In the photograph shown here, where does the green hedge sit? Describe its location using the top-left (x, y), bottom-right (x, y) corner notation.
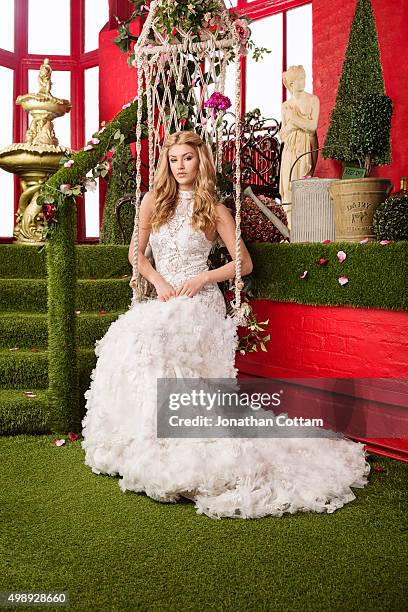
top-left (249, 241), bottom-right (408, 310)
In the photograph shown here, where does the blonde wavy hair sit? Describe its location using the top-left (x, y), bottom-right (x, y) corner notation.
top-left (150, 131), bottom-right (219, 233)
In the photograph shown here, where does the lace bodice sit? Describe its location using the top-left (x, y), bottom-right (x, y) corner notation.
top-left (149, 190), bottom-right (226, 315)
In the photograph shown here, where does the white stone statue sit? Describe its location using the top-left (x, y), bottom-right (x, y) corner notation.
top-left (279, 65), bottom-right (320, 224)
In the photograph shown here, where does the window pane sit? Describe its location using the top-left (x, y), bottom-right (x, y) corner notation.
top-left (0, 0), bottom-right (14, 52)
top-left (246, 15), bottom-right (283, 120)
top-left (84, 67), bottom-right (100, 237)
top-left (84, 174), bottom-right (100, 238)
top-left (287, 3), bottom-right (313, 92)
top-left (28, 69), bottom-right (71, 147)
top-left (85, 0), bottom-right (109, 53)
top-left (0, 67), bottom-right (15, 236)
top-left (28, 0), bottom-right (70, 55)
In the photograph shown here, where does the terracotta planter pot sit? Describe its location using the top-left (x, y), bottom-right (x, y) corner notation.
top-left (329, 178), bottom-right (393, 242)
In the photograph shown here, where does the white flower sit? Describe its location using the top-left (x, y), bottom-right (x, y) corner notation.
top-left (84, 177), bottom-right (97, 192)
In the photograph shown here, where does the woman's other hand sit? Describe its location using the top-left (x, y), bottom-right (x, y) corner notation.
top-left (155, 279), bottom-right (176, 302)
top-left (175, 272), bottom-right (208, 298)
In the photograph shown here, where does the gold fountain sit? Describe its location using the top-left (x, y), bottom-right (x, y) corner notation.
top-left (0, 59), bottom-right (72, 243)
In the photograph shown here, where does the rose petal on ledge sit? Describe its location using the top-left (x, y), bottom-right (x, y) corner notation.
top-left (338, 276), bottom-right (349, 286)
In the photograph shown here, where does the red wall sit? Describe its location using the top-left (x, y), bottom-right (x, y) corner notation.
top-left (313, 0), bottom-right (408, 190)
top-left (236, 301), bottom-right (408, 379)
top-left (236, 300), bottom-right (408, 461)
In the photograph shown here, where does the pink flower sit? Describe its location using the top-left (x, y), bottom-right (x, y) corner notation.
top-left (337, 250), bottom-right (347, 263)
top-left (84, 144), bottom-right (93, 151)
top-left (54, 439), bottom-right (66, 446)
top-left (64, 159), bottom-right (75, 168)
top-left (338, 276), bottom-right (349, 286)
top-left (42, 203), bottom-right (55, 222)
top-left (204, 91), bottom-right (231, 112)
top-left (234, 19), bottom-right (250, 45)
top-left (24, 391), bottom-right (37, 398)
top-left (89, 137), bottom-right (100, 145)
top-left (299, 270), bottom-right (308, 280)
top-left (360, 237), bottom-right (369, 244)
top-left (59, 184), bottom-right (71, 194)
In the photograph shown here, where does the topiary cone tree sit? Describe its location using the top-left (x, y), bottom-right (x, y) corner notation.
top-left (322, 0), bottom-right (393, 175)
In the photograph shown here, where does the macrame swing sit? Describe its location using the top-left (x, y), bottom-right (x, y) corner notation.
top-left (129, 0), bottom-right (249, 325)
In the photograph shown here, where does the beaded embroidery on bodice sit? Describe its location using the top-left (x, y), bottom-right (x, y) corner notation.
top-left (149, 190), bottom-right (227, 316)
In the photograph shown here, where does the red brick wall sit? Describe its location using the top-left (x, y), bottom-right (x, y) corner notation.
top-left (313, 0), bottom-right (408, 190)
top-left (236, 301), bottom-right (408, 378)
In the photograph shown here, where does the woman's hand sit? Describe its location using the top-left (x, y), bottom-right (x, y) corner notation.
top-left (155, 278), bottom-right (176, 302)
top-left (175, 272), bottom-right (208, 298)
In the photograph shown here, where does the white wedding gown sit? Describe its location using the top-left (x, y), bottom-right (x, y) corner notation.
top-left (81, 190), bottom-right (370, 519)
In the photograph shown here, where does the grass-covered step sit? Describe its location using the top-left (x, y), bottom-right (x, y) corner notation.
top-left (0, 279), bottom-right (47, 311)
top-left (76, 245), bottom-right (130, 279)
top-left (0, 389), bottom-right (50, 434)
top-left (0, 349), bottom-right (48, 389)
top-left (0, 312), bottom-right (48, 349)
top-left (75, 311), bottom-right (124, 347)
top-left (76, 279), bottom-right (132, 311)
top-left (0, 244), bottom-right (46, 278)
top-left (0, 311), bottom-right (124, 350)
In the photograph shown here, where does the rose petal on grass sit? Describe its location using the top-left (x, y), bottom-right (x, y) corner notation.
top-left (9, 347), bottom-right (19, 351)
top-left (380, 240), bottom-right (392, 245)
top-left (54, 439), bottom-right (66, 446)
top-left (67, 432), bottom-right (79, 442)
top-left (83, 144), bottom-right (93, 151)
top-left (299, 270), bottom-right (308, 280)
top-left (321, 239), bottom-right (331, 244)
top-left (360, 237), bottom-right (369, 244)
top-left (338, 276), bottom-right (349, 286)
top-left (64, 160), bottom-right (75, 168)
top-left (337, 250), bottom-right (347, 263)
top-left (318, 258), bottom-right (329, 266)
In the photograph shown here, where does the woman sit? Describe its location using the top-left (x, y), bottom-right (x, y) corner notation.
top-left (81, 131), bottom-right (369, 519)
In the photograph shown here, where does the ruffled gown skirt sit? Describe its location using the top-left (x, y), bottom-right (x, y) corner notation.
top-left (81, 294), bottom-right (370, 519)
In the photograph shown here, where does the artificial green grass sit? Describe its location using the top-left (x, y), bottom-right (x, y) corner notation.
top-left (76, 279), bottom-right (131, 311)
top-left (0, 391), bottom-right (50, 434)
top-left (0, 279), bottom-right (47, 311)
top-left (0, 244), bottom-right (46, 278)
top-left (0, 311), bottom-right (121, 350)
top-left (1, 437), bottom-right (407, 611)
top-left (249, 241), bottom-right (408, 310)
top-left (0, 349), bottom-right (48, 389)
